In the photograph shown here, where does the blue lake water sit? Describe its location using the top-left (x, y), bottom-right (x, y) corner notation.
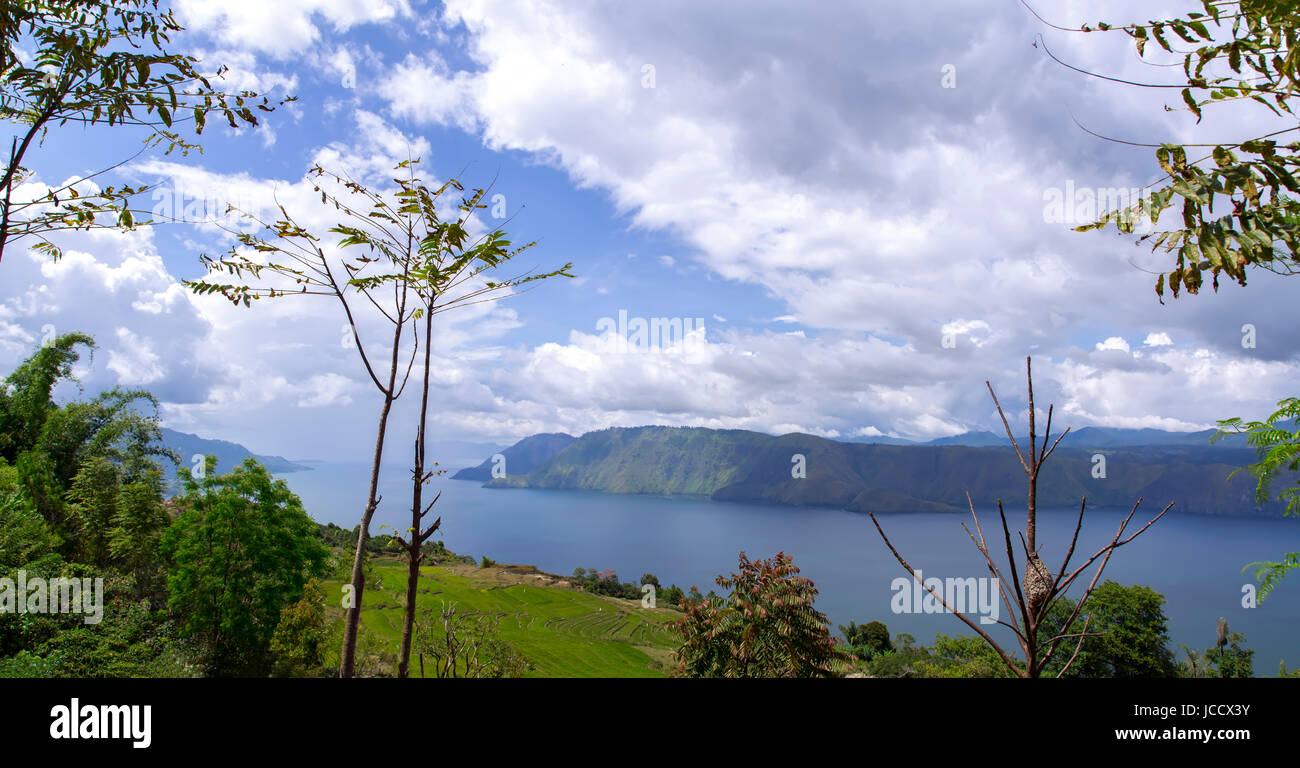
top-left (280, 460), bottom-right (1300, 675)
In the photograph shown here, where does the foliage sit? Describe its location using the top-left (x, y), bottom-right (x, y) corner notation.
top-left (160, 456), bottom-right (328, 675)
top-left (673, 551), bottom-right (852, 678)
top-left (414, 601), bottom-right (532, 678)
top-left (184, 157), bottom-right (570, 678)
top-left (35, 574), bottom-right (195, 678)
top-left (269, 578), bottom-right (329, 677)
top-left (1215, 398), bottom-right (1300, 598)
top-left (914, 634), bottom-right (1019, 679)
top-left (1179, 620), bottom-right (1255, 678)
top-left (0, 650), bottom-right (60, 678)
top-left (1, 0), bottom-right (287, 264)
top-left (840, 620), bottom-right (892, 660)
top-left (1040, 581), bottom-right (1180, 678)
top-left (0, 333), bottom-right (174, 562)
top-left (569, 566), bottom-right (644, 600)
top-left (0, 469), bottom-right (61, 573)
top-left (0, 331), bottom-right (94, 462)
top-left (659, 584), bottom-right (685, 606)
top-left (1067, 2), bottom-right (1300, 299)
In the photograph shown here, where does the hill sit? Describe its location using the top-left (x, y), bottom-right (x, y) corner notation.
top-left (321, 558), bottom-right (681, 677)
top-left (461, 425), bottom-right (1284, 517)
top-left (160, 428), bottom-right (313, 483)
top-left (452, 432), bottom-right (577, 480)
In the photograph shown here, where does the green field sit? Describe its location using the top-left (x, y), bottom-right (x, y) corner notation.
top-left (323, 560), bottom-right (683, 678)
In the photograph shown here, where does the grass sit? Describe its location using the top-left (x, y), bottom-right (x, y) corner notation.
top-left (322, 558), bottom-right (683, 678)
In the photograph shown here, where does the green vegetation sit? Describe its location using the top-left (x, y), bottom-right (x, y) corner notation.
top-left (1040, 582), bottom-right (1180, 678)
top-left (1, 0), bottom-right (285, 266)
top-left (840, 620), bottom-right (892, 661)
top-left (161, 457), bottom-right (329, 676)
top-left (840, 584), bottom-right (1261, 679)
top-left (477, 425), bottom-right (1276, 516)
top-left (0, 334), bottom-right (329, 678)
top-left (1071, 2), bottom-right (1300, 602)
top-left (320, 559), bottom-right (681, 678)
top-left (674, 551), bottom-right (852, 678)
top-left (1181, 619), bottom-right (1256, 678)
top-left (1215, 400), bottom-right (1300, 598)
top-left (185, 157), bottom-right (572, 677)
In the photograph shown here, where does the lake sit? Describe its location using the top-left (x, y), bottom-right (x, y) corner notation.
top-left (279, 460), bottom-right (1300, 675)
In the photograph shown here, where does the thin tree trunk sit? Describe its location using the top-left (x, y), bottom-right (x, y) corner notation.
top-left (1, 97), bottom-right (58, 266)
top-left (339, 392), bottom-right (395, 678)
top-left (339, 300), bottom-right (408, 677)
top-left (399, 306), bottom-right (435, 678)
top-left (398, 532), bottom-right (419, 677)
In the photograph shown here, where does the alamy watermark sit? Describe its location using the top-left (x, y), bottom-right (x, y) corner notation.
top-left (0, 570), bottom-right (103, 624)
top-left (595, 309), bottom-right (707, 354)
top-left (150, 182), bottom-right (267, 232)
top-left (1043, 181), bottom-right (1154, 232)
top-left (891, 571), bottom-right (1001, 625)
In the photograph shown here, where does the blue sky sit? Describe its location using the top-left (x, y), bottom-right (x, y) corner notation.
top-left (3, 0), bottom-right (1299, 461)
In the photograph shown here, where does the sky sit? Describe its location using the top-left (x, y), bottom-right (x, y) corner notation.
top-left (3, 0), bottom-right (1299, 462)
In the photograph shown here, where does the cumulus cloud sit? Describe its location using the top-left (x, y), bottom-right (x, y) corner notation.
top-left (175, 0), bottom-right (412, 58)
top-left (6, 0), bottom-right (1299, 457)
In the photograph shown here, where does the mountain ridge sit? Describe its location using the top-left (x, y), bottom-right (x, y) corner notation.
top-left (454, 425), bottom-right (1283, 517)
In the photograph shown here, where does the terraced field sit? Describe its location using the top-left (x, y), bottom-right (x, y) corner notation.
top-left (321, 559), bottom-right (682, 678)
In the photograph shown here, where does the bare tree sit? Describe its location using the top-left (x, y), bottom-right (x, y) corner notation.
top-left (387, 181), bottom-right (569, 678)
top-left (185, 160), bottom-right (571, 677)
top-left (415, 601), bottom-right (530, 678)
top-left (868, 357), bottom-right (1173, 677)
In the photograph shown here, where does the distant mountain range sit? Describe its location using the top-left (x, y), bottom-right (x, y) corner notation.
top-left (452, 425), bottom-right (1287, 517)
top-left (160, 428), bottom-right (312, 483)
top-left (846, 426), bottom-right (1244, 449)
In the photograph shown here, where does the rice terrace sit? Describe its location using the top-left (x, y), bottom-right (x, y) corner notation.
top-left (324, 560), bottom-right (682, 678)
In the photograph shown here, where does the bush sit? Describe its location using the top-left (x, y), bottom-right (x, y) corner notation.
top-left (674, 551), bottom-right (852, 677)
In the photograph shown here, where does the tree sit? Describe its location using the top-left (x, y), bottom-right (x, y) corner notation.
top-left (185, 159), bottom-right (571, 677)
top-left (0, 331), bottom-right (94, 463)
top-left (269, 578), bottom-right (329, 677)
top-left (107, 468), bottom-right (169, 599)
top-left (0, 332), bottom-right (175, 544)
top-left (413, 601), bottom-right (530, 678)
top-left (1040, 3), bottom-right (1300, 600)
top-left (1039, 581), bottom-right (1179, 678)
top-left (840, 620), bottom-right (892, 660)
top-left (674, 551), bottom-right (852, 678)
top-left (1033, 1), bottom-right (1300, 298)
top-left (0, 463), bottom-right (60, 573)
top-left (387, 172), bottom-right (570, 678)
top-left (1, 0), bottom-right (287, 265)
top-left (1180, 618), bottom-right (1255, 677)
top-left (160, 456), bottom-right (328, 676)
top-left (869, 358), bottom-right (1172, 677)
top-left (659, 584), bottom-right (685, 606)
top-left (1213, 398), bottom-right (1300, 598)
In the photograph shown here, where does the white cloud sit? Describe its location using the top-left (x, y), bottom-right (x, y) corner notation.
top-left (1095, 336), bottom-right (1130, 353)
top-left (175, 0), bottom-right (412, 58)
top-left (107, 328), bottom-right (166, 385)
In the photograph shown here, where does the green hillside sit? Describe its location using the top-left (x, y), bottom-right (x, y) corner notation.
top-left (478, 425), bottom-right (1285, 516)
top-left (321, 559), bottom-right (682, 678)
